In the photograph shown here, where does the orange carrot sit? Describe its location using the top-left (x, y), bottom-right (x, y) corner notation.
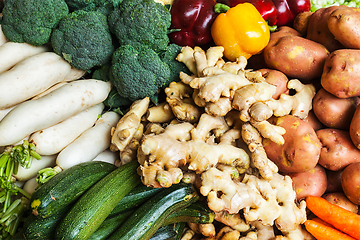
top-left (306, 195), bottom-right (360, 239)
top-left (304, 219), bottom-right (356, 240)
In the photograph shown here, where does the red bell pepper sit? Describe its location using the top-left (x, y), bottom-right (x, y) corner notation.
top-left (217, 0), bottom-right (278, 26)
top-left (168, 0), bottom-right (218, 48)
top-left (272, 0), bottom-right (311, 26)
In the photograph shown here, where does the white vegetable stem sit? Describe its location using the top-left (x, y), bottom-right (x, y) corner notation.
top-left (0, 42), bottom-right (50, 74)
top-left (0, 52), bottom-right (86, 109)
top-left (29, 103), bottom-right (105, 155)
top-left (56, 111), bottom-right (121, 170)
top-left (92, 149), bottom-right (119, 165)
top-left (0, 79), bottom-right (112, 146)
top-left (14, 154), bottom-right (57, 181)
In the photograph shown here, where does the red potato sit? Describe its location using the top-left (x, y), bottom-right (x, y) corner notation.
top-left (321, 49), bottom-right (360, 99)
top-left (304, 110), bottom-right (324, 131)
top-left (263, 115), bottom-right (321, 174)
top-left (341, 162), bottom-right (360, 205)
top-left (312, 88), bottom-right (359, 130)
top-left (288, 164), bottom-right (327, 201)
top-left (350, 104), bottom-right (360, 149)
top-left (322, 192), bottom-right (358, 214)
top-left (316, 128), bottom-right (360, 171)
top-left (325, 169), bottom-right (343, 193)
top-left (257, 68), bottom-right (289, 99)
top-left (293, 11), bottom-right (314, 37)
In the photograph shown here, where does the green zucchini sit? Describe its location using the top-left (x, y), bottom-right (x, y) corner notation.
top-left (55, 160), bottom-right (141, 240)
top-left (149, 222), bottom-right (185, 240)
top-left (108, 183), bottom-right (199, 240)
top-left (30, 161), bottom-right (116, 218)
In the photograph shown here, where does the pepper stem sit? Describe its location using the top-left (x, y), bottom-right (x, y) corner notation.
top-left (214, 3), bottom-right (230, 13)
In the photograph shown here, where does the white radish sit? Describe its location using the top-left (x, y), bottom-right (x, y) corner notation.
top-left (0, 25), bottom-right (7, 46)
top-left (0, 105), bottom-right (16, 122)
top-left (0, 79), bottom-right (112, 146)
top-left (0, 52), bottom-right (86, 109)
top-left (14, 154), bottom-right (57, 181)
top-left (23, 177), bottom-right (38, 196)
top-left (92, 149), bottom-right (119, 165)
top-left (29, 103), bottom-right (105, 155)
top-left (31, 82), bottom-right (69, 100)
top-left (0, 42), bottom-right (50, 74)
top-left (56, 111), bottom-right (120, 170)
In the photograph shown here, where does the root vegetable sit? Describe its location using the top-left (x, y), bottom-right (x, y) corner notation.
top-left (341, 162), bottom-right (360, 205)
top-left (0, 25), bottom-right (7, 46)
top-left (304, 219), bottom-right (356, 240)
top-left (92, 149), bottom-right (119, 165)
top-left (56, 111), bottom-right (120, 170)
top-left (0, 79), bottom-right (112, 146)
top-left (322, 192), bottom-right (358, 214)
top-left (23, 177), bottom-right (39, 196)
top-left (29, 103), bottom-right (105, 155)
top-left (0, 52), bottom-right (86, 110)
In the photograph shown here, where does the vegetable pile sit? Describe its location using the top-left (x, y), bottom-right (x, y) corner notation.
top-left (1, 0), bottom-right (360, 239)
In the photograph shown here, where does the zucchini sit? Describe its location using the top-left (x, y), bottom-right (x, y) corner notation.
top-left (30, 161), bottom-right (116, 218)
top-left (108, 183), bottom-right (199, 240)
top-left (149, 222), bottom-right (185, 240)
top-left (55, 160), bottom-right (141, 240)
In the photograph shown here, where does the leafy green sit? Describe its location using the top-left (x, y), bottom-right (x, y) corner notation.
top-left (311, 0), bottom-right (360, 11)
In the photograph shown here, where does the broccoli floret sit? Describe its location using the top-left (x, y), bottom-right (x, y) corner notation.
top-left (51, 10), bottom-right (114, 71)
top-left (158, 44), bottom-right (191, 88)
top-left (1, 0), bottom-right (69, 46)
top-left (109, 43), bottom-right (171, 102)
top-left (108, 0), bottom-right (171, 53)
top-left (65, 0), bottom-right (122, 15)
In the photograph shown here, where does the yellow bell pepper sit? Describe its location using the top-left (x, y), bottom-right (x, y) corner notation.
top-left (211, 2), bottom-right (270, 61)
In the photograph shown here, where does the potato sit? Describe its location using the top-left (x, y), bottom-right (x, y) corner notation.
top-left (263, 32), bottom-right (329, 82)
top-left (304, 110), bottom-right (324, 131)
top-left (350, 104), bottom-right (360, 149)
top-left (257, 68), bottom-right (289, 100)
top-left (316, 128), bottom-right (360, 171)
top-left (325, 169), bottom-right (343, 193)
top-left (306, 6), bottom-right (344, 52)
top-left (313, 88), bottom-right (359, 130)
top-left (322, 192), bottom-right (359, 213)
top-left (328, 6), bottom-right (360, 49)
top-left (341, 162), bottom-right (360, 205)
top-left (288, 164), bottom-right (327, 201)
top-left (263, 115), bottom-right (321, 174)
top-left (293, 11), bottom-right (314, 37)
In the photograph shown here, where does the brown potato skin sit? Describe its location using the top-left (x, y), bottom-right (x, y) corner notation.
top-left (316, 128), bottom-right (360, 171)
top-left (325, 169), bottom-right (343, 193)
top-left (328, 6), bottom-right (360, 49)
top-left (293, 11), bottom-right (314, 37)
top-left (312, 88), bottom-right (359, 130)
top-left (322, 192), bottom-right (359, 213)
top-left (264, 33), bottom-right (329, 82)
top-left (341, 162), bottom-right (360, 205)
top-left (304, 110), bottom-right (324, 131)
top-left (263, 115), bottom-right (321, 174)
top-left (306, 6), bottom-right (344, 52)
top-left (288, 164), bottom-right (327, 201)
top-left (257, 68), bottom-right (289, 100)
top-left (350, 104), bottom-right (360, 149)
top-left (321, 49), bottom-right (360, 98)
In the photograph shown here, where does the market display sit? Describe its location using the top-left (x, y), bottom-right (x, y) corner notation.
top-left (1, 0), bottom-right (360, 239)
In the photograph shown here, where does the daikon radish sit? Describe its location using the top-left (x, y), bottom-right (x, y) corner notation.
top-left (0, 52), bottom-right (86, 109)
top-left (92, 149), bottom-right (119, 165)
top-left (29, 103), bottom-right (105, 155)
top-left (0, 42), bottom-right (50, 74)
top-left (14, 154), bottom-right (57, 181)
top-left (0, 79), bottom-right (112, 146)
top-left (56, 111), bottom-right (120, 170)
top-left (0, 105), bottom-right (16, 122)
top-left (31, 82), bottom-right (69, 100)
top-left (0, 25), bottom-right (7, 46)
top-left (23, 177), bottom-right (38, 196)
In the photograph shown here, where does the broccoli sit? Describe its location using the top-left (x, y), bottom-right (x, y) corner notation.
top-left (65, 0), bottom-right (122, 15)
top-left (1, 0), bottom-right (69, 46)
top-left (51, 10), bottom-right (114, 71)
top-left (109, 43), bottom-right (171, 102)
top-left (108, 0), bottom-right (171, 53)
top-left (311, 0), bottom-right (360, 11)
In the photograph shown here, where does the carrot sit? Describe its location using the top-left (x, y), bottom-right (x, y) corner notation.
top-left (304, 219), bottom-right (356, 240)
top-left (306, 195), bottom-right (360, 239)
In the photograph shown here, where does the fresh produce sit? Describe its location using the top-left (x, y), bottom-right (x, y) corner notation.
top-left (350, 104), bottom-right (360, 148)
top-left (1, 0), bottom-right (69, 46)
top-left (322, 192), bottom-right (359, 213)
top-left (211, 3), bottom-right (270, 61)
top-left (168, 0), bottom-right (218, 48)
top-left (304, 218), bottom-right (357, 240)
top-left (65, 0), bottom-right (118, 13)
top-left (107, 183), bottom-right (199, 240)
top-left (341, 162), bottom-right (360, 205)
top-left (272, 0), bottom-right (311, 26)
top-left (51, 10), bottom-right (114, 70)
top-left (14, 154), bottom-right (56, 181)
top-left (55, 160), bottom-right (141, 240)
top-left (306, 195), bottom-right (360, 239)
top-left (311, 0), bottom-right (360, 11)
top-left (30, 161), bottom-right (116, 218)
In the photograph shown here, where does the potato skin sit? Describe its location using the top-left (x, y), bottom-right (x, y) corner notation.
top-left (288, 164), bottom-right (327, 201)
top-left (306, 6), bottom-right (344, 52)
top-left (304, 110), bottom-right (324, 131)
top-left (341, 162), bottom-right (360, 205)
top-left (350, 104), bottom-right (360, 149)
top-left (322, 192), bottom-right (359, 213)
top-left (293, 11), bottom-right (313, 37)
top-left (264, 32), bottom-right (329, 82)
top-left (263, 115), bottom-right (321, 174)
top-left (257, 68), bottom-right (289, 100)
top-left (328, 6), bottom-right (360, 49)
top-left (325, 169), bottom-right (343, 193)
top-left (321, 49), bottom-right (360, 98)
top-left (313, 88), bottom-right (359, 130)
top-left (316, 128), bottom-right (360, 171)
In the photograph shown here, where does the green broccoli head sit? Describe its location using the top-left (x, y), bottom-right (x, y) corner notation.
top-left (108, 0), bottom-right (171, 53)
top-left (109, 43), bottom-right (171, 102)
top-left (1, 0), bottom-right (69, 46)
top-left (64, 0), bottom-right (122, 15)
top-left (51, 10), bottom-right (114, 71)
